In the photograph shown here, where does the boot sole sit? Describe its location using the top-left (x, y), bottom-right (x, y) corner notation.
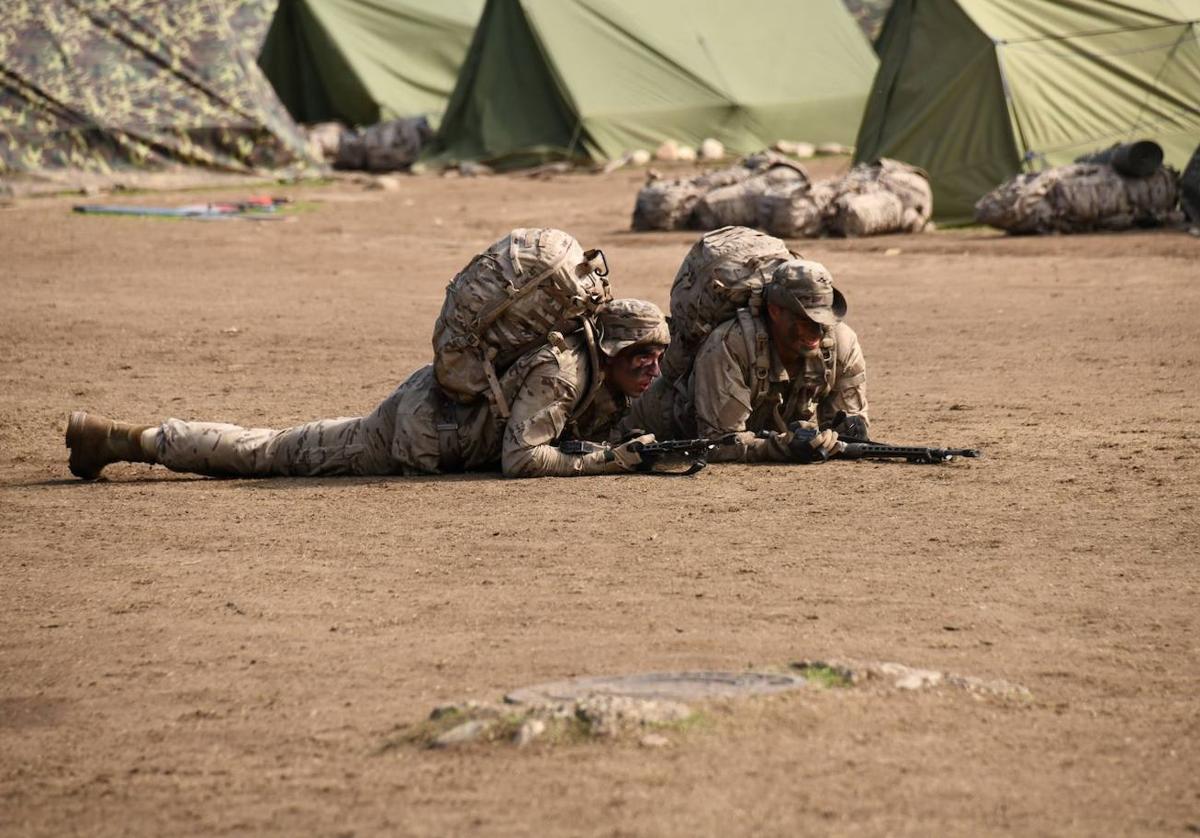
top-left (66, 410), bottom-right (101, 480)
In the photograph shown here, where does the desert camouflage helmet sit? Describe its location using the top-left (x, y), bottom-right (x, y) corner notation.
top-left (765, 259), bottom-right (847, 326)
top-left (596, 299), bottom-right (670, 355)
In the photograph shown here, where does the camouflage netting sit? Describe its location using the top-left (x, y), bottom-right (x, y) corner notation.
top-left (0, 0), bottom-right (320, 177)
top-left (975, 163), bottom-right (1182, 235)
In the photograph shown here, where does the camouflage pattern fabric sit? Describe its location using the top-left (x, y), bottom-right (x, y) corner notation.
top-left (629, 151), bottom-right (796, 232)
top-left (816, 158), bottom-right (932, 237)
top-left (153, 333), bottom-right (635, 480)
top-left (975, 163), bottom-right (1181, 234)
top-left (632, 152), bottom-right (929, 237)
top-left (758, 181), bottom-right (837, 238)
top-left (691, 164), bottom-right (809, 230)
top-left (631, 178), bottom-right (707, 231)
top-left (224, 0), bottom-right (279, 60)
top-left (659, 225), bottom-right (793, 382)
top-left (432, 228), bottom-right (611, 407)
top-left (833, 190), bottom-right (904, 237)
top-left (622, 314), bottom-right (868, 464)
top-left (335, 116), bottom-right (434, 171)
top-left (1182, 144), bottom-right (1200, 224)
top-left (0, 0), bottom-right (318, 175)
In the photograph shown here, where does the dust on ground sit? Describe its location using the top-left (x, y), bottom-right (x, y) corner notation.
top-left (1, 163), bottom-right (1198, 836)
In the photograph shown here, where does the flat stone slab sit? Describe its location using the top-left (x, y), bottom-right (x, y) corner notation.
top-left (505, 670), bottom-right (808, 704)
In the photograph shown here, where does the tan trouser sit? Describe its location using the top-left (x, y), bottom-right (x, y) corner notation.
top-left (154, 400), bottom-right (399, 478)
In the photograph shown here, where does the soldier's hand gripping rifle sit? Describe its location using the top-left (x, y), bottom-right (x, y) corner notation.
top-left (558, 438), bottom-right (716, 475)
top-left (788, 420), bottom-right (981, 464)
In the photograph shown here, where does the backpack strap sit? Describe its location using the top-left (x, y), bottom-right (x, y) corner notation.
top-left (434, 387), bottom-right (465, 473)
top-left (736, 308), bottom-right (771, 410)
top-left (565, 318), bottom-right (605, 432)
top-left (481, 345), bottom-right (510, 419)
top-left (819, 325), bottom-right (838, 397)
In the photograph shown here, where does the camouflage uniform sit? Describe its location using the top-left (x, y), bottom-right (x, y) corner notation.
top-left (148, 301), bottom-right (669, 479)
top-left (622, 261), bottom-right (868, 463)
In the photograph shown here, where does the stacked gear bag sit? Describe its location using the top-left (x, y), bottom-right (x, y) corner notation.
top-left (632, 153), bottom-right (932, 238)
top-left (432, 228), bottom-right (612, 417)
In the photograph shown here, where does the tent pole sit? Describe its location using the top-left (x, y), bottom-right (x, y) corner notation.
top-left (993, 39), bottom-right (1038, 172)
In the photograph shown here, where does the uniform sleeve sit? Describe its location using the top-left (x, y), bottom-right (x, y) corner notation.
top-left (817, 324), bottom-right (869, 432)
top-left (705, 430), bottom-right (795, 464)
top-left (692, 328), bottom-right (754, 438)
top-left (501, 360), bottom-right (620, 478)
top-left (692, 328), bottom-right (794, 464)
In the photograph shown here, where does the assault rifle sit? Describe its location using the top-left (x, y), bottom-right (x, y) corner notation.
top-left (557, 420), bottom-right (981, 474)
top-left (558, 438), bottom-right (717, 475)
top-left (790, 421), bottom-right (981, 464)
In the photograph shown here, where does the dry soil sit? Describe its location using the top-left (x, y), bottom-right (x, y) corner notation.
top-left (1, 164), bottom-right (1198, 836)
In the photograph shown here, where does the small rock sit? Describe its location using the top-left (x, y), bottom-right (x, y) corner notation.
top-left (884, 247), bottom-right (902, 256)
top-left (816, 142), bottom-right (853, 156)
top-left (676, 145), bottom-right (697, 162)
top-left (773, 140), bottom-right (797, 154)
top-left (698, 138), bottom-right (725, 161)
top-left (220, 326), bottom-right (241, 336)
top-left (366, 175), bottom-right (402, 192)
top-left (639, 733), bottom-right (670, 748)
top-left (431, 719), bottom-right (492, 748)
top-left (629, 149), bottom-right (651, 166)
top-left (792, 142), bottom-right (816, 159)
top-left (80, 184), bottom-right (103, 197)
top-left (1189, 226), bottom-right (1200, 237)
top-left (654, 140), bottom-right (681, 162)
top-left (459, 161), bottom-right (493, 177)
top-left (514, 718), bottom-right (546, 747)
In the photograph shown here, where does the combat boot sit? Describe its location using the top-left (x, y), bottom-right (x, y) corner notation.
top-left (65, 411), bottom-right (155, 480)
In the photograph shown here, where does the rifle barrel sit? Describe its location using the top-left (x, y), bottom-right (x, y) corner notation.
top-left (840, 443), bottom-right (980, 463)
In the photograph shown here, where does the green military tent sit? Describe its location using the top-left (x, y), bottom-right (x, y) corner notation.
top-left (0, 0), bottom-right (318, 176)
top-left (258, 0), bottom-right (484, 128)
top-left (855, 0), bottom-right (1200, 223)
top-left (430, 0), bottom-right (879, 167)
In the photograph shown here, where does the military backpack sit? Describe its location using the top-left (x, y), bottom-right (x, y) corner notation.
top-left (659, 225), bottom-right (795, 383)
top-left (432, 228), bottom-right (611, 416)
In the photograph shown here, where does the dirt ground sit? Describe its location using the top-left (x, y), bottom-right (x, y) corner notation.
top-left (2, 162), bottom-right (1198, 837)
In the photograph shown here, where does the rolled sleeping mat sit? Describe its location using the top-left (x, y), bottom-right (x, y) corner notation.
top-left (1075, 140), bottom-right (1164, 178)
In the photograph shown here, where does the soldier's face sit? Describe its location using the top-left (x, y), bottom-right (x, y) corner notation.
top-left (609, 346), bottom-right (664, 397)
top-left (767, 303), bottom-right (823, 354)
